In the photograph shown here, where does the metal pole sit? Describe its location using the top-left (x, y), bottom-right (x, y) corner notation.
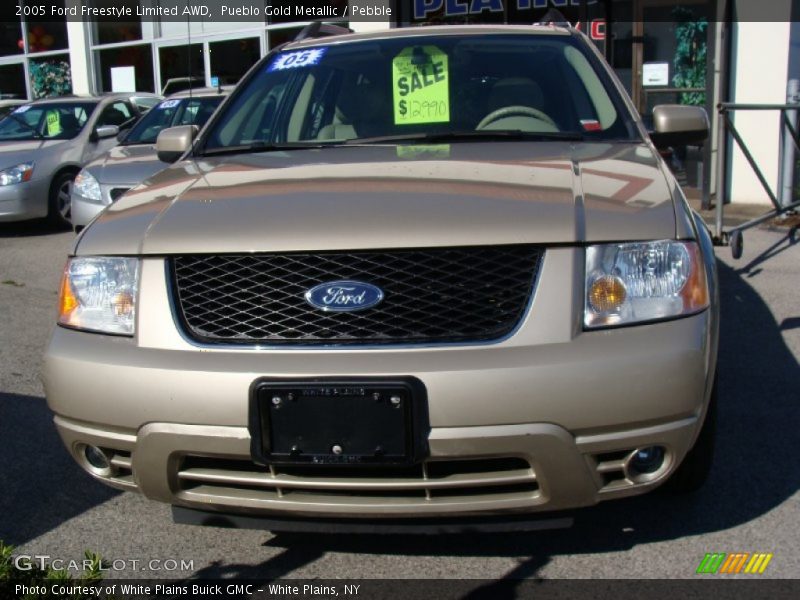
top-left (715, 106), bottom-right (727, 240)
top-left (780, 79), bottom-right (800, 208)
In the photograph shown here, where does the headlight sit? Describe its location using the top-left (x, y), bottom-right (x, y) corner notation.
top-left (58, 257), bottom-right (139, 336)
top-left (72, 170), bottom-right (102, 203)
top-left (584, 240), bottom-right (709, 328)
top-left (0, 162), bottom-right (34, 186)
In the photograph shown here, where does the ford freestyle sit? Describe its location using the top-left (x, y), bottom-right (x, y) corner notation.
top-left (44, 25), bottom-right (718, 530)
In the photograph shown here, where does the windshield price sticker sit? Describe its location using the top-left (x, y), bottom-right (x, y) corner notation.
top-left (13, 105), bottom-right (31, 114)
top-left (46, 110), bottom-right (61, 136)
top-left (268, 48), bottom-right (328, 72)
top-left (393, 46), bottom-right (450, 125)
top-left (157, 100), bottom-right (180, 110)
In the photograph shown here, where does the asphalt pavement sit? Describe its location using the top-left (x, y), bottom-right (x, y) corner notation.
top-left (0, 216), bottom-right (798, 583)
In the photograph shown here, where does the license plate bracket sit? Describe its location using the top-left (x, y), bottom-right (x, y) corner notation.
top-left (249, 377), bottom-right (429, 466)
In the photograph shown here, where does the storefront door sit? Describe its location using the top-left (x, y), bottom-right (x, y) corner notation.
top-left (625, 0), bottom-right (712, 190)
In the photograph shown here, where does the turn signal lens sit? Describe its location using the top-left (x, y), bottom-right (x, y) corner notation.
top-left (588, 275), bottom-right (627, 313)
top-left (57, 257), bottom-right (139, 336)
top-left (58, 266), bottom-right (78, 318)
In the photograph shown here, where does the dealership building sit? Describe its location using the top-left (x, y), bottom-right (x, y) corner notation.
top-left (1, 0), bottom-right (798, 205)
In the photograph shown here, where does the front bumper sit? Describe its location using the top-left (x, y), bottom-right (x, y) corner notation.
top-left (53, 413), bottom-right (700, 519)
top-left (44, 249), bottom-right (715, 518)
top-left (0, 178), bottom-right (49, 222)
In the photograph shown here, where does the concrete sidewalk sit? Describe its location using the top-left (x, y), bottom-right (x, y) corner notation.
top-left (684, 190), bottom-right (800, 231)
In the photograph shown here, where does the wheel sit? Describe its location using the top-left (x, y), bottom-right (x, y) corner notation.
top-left (476, 105), bottom-right (558, 130)
top-left (729, 229), bottom-right (743, 260)
top-left (665, 376), bottom-right (717, 493)
top-left (48, 171), bottom-right (76, 228)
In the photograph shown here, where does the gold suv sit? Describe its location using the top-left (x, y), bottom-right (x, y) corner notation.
top-left (44, 24), bottom-right (718, 531)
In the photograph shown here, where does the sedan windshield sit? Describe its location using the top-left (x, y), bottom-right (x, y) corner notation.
top-left (203, 33), bottom-right (637, 154)
top-left (0, 102), bottom-right (96, 141)
top-left (124, 96), bottom-right (224, 145)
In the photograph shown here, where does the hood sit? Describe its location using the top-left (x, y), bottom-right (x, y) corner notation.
top-left (83, 143), bottom-right (165, 186)
top-left (0, 139), bottom-right (65, 169)
top-left (75, 142), bottom-right (678, 256)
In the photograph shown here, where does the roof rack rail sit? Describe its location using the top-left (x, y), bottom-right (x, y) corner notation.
top-left (294, 22), bottom-right (354, 42)
top-left (535, 8), bottom-right (572, 28)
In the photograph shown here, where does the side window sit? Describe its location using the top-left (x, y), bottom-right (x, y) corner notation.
top-left (213, 79), bottom-right (288, 146)
top-left (97, 101), bottom-right (134, 128)
top-left (42, 107), bottom-right (89, 139)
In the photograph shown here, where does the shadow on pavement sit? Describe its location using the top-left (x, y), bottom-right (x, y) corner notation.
top-left (734, 228), bottom-right (798, 278)
top-left (0, 392), bottom-right (119, 545)
top-left (180, 259), bottom-right (799, 583)
top-left (0, 219), bottom-right (69, 238)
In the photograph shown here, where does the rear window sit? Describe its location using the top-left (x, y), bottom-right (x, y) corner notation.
top-left (204, 33), bottom-right (636, 151)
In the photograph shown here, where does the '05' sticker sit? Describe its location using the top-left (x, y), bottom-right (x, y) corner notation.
top-left (157, 99), bottom-right (181, 110)
top-left (268, 48), bottom-right (327, 72)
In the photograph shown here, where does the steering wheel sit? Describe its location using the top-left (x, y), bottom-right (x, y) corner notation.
top-left (477, 105), bottom-right (558, 130)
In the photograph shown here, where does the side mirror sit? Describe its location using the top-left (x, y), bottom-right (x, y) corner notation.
top-left (156, 125), bottom-right (198, 163)
top-left (650, 105), bottom-right (709, 148)
top-left (94, 124), bottom-right (119, 140)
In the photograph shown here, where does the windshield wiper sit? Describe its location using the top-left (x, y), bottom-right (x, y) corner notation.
top-left (200, 141), bottom-right (333, 157)
top-left (4, 113), bottom-right (42, 139)
top-left (345, 130), bottom-right (585, 145)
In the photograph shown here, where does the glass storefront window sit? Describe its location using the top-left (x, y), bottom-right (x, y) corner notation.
top-left (0, 20), bottom-right (23, 56)
top-left (29, 55), bottom-right (72, 98)
top-left (209, 37), bottom-right (260, 86)
top-left (23, 22), bottom-right (68, 54)
top-left (267, 27), bottom-right (306, 50)
top-left (92, 0), bottom-right (143, 45)
top-left (267, 0), bottom-right (349, 24)
top-left (97, 44), bottom-right (155, 92)
top-left (24, 0), bottom-right (68, 53)
top-left (158, 43), bottom-right (203, 93)
top-left (0, 63), bottom-right (27, 99)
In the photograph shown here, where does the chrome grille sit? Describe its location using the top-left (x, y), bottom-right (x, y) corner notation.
top-left (176, 455), bottom-right (539, 504)
top-left (169, 246), bottom-right (543, 345)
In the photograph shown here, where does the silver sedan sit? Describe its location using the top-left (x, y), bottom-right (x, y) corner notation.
top-left (0, 93), bottom-right (159, 227)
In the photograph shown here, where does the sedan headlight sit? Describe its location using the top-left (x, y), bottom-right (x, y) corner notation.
top-left (584, 240), bottom-right (709, 328)
top-left (0, 162), bottom-right (34, 186)
top-left (58, 257), bottom-right (139, 336)
top-left (72, 170), bottom-right (102, 203)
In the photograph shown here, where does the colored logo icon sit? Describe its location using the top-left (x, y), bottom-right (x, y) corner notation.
top-left (696, 552), bottom-right (773, 574)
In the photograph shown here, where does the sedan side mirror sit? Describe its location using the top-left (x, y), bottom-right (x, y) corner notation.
top-left (94, 124), bottom-right (119, 140)
top-left (650, 105), bottom-right (709, 149)
top-left (156, 125), bottom-right (199, 163)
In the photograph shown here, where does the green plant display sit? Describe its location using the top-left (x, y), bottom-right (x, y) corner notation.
top-left (1, 540), bottom-right (104, 599)
top-left (29, 59), bottom-right (72, 99)
top-left (672, 7), bottom-right (707, 106)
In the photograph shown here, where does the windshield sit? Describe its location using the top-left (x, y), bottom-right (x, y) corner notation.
top-left (0, 102), bottom-right (96, 141)
top-left (124, 96), bottom-right (224, 145)
top-left (203, 33), bottom-right (637, 153)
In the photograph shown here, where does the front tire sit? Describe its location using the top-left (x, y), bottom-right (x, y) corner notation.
top-left (48, 171), bottom-right (76, 228)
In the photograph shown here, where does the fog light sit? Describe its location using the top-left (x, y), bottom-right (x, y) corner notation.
top-left (630, 446), bottom-right (665, 474)
top-left (83, 445), bottom-right (110, 471)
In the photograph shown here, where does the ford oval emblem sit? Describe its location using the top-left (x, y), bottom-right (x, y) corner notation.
top-left (305, 280), bottom-right (384, 312)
